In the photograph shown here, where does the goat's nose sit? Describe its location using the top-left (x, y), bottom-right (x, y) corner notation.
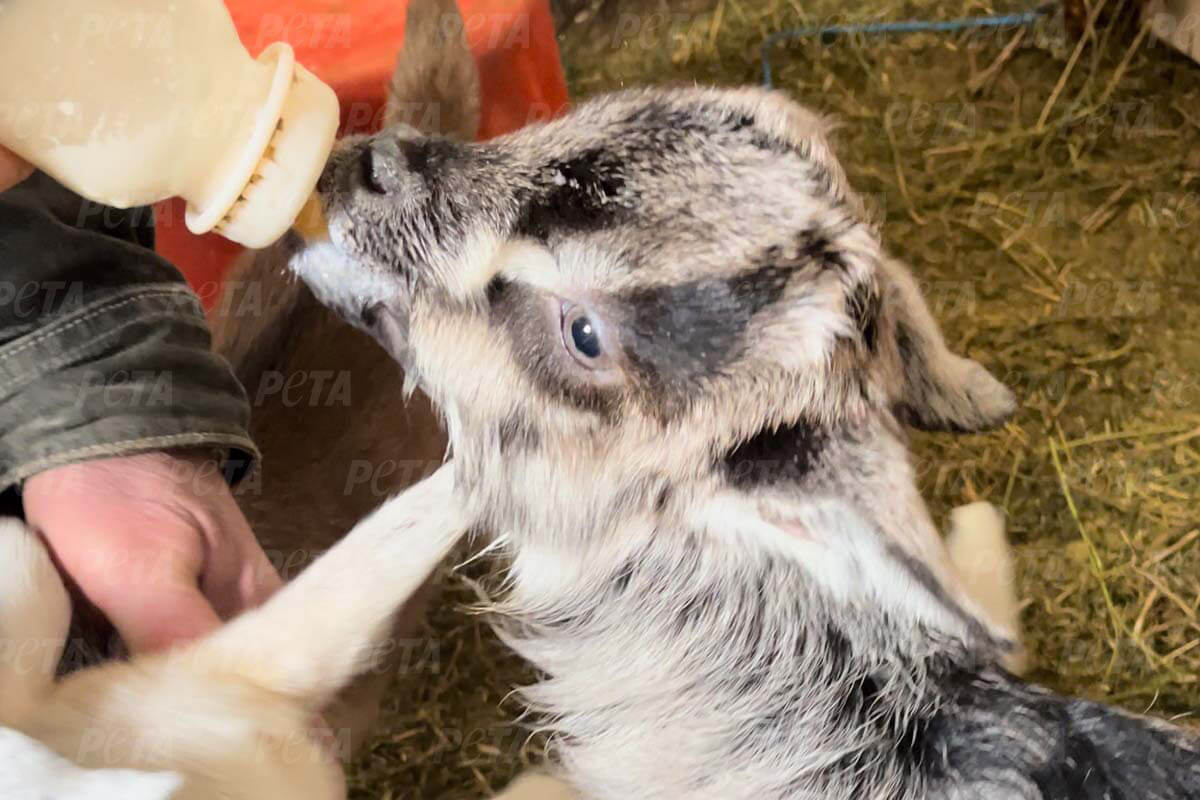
top-left (358, 137), bottom-right (407, 195)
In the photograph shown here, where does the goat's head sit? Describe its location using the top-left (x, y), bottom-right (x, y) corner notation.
top-left (298, 87), bottom-right (1016, 640)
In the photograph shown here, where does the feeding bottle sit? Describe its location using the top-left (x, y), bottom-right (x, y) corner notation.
top-left (0, 0), bottom-right (337, 247)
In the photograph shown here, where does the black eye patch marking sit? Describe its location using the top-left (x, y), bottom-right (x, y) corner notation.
top-left (616, 216), bottom-right (862, 394)
top-left (721, 418), bottom-right (826, 489)
top-left (514, 148), bottom-right (628, 241)
top-left (619, 262), bottom-right (793, 389)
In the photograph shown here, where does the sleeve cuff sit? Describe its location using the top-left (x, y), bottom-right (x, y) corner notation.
top-left (0, 285), bottom-right (260, 490)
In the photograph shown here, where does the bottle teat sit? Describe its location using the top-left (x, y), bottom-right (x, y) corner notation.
top-left (0, 0), bottom-right (343, 250)
top-left (292, 192), bottom-right (329, 242)
top-left (185, 43), bottom-right (339, 249)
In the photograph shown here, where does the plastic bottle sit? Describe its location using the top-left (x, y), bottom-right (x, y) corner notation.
top-left (0, 0), bottom-right (337, 248)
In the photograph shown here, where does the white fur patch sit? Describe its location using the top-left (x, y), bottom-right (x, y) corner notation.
top-left (0, 726), bottom-right (183, 800)
top-left (291, 240), bottom-right (399, 314)
top-left (442, 227), bottom-right (508, 300)
top-left (692, 492), bottom-right (977, 642)
top-left (494, 239), bottom-right (567, 294)
top-left (772, 279), bottom-right (853, 370)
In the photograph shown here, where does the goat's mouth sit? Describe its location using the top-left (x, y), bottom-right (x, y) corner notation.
top-left (299, 150), bottom-right (427, 360)
top-left (288, 224), bottom-right (411, 348)
top-left (367, 301), bottom-right (414, 361)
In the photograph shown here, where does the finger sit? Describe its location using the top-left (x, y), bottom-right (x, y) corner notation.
top-left (239, 541), bottom-right (285, 609)
top-left (0, 146), bottom-right (33, 191)
top-left (200, 520), bottom-right (284, 620)
top-left (98, 578), bottom-right (223, 654)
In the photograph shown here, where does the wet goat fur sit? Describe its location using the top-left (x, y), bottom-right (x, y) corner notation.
top-left (293, 86), bottom-right (1200, 798)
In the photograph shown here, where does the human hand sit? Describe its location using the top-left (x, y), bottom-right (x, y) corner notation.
top-left (23, 451), bottom-right (283, 654)
top-left (0, 144), bottom-right (32, 191)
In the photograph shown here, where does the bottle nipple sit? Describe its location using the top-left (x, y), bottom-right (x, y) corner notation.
top-left (186, 42), bottom-right (339, 249)
top-left (292, 192), bottom-right (329, 242)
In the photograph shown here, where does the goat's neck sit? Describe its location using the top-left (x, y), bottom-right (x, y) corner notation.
top-left (491, 420), bottom-right (1007, 799)
top-left (735, 417), bottom-right (1011, 649)
top-left (490, 419), bottom-right (1200, 800)
top-left (496, 417), bottom-right (1005, 654)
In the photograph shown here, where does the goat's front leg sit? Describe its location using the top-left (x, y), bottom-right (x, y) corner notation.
top-left (192, 462), bottom-right (468, 704)
top-left (0, 518), bottom-right (71, 726)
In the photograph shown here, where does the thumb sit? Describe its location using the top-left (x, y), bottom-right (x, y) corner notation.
top-left (97, 571), bottom-right (223, 654)
top-left (0, 145), bottom-right (33, 191)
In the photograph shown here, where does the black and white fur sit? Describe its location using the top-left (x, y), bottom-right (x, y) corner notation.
top-left (295, 86), bottom-right (1200, 799)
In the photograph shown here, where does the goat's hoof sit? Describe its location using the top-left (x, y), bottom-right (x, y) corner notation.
top-left (493, 770), bottom-right (578, 800)
top-left (947, 501), bottom-right (1028, 675)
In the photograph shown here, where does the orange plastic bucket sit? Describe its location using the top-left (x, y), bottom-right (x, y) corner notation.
top-left (155, 0), bottom-right (568, 310)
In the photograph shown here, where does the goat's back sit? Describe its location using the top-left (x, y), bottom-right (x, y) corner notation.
top-left (924, 666), bottom-right (1200, 799)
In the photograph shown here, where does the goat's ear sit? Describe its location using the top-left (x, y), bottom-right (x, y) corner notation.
top-left (880, 259), bottom-right (1015, 432)
top-left (386, 0), bottom-right (481, 140)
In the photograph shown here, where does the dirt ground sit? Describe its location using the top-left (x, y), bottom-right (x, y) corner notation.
top-left (349, 2), bottom-right (1200, 797)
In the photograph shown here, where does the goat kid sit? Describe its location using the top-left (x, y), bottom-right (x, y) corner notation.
top-left (296, 86), bottom-right (1200, 799)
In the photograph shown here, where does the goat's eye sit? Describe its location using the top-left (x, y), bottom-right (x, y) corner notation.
top-left (561, 303), bottom-right (611, 368)
top-left (571, 316), bottom-right (602, 358)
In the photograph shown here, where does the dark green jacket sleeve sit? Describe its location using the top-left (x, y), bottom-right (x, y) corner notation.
top-left (0, 172), bottom-right (258, 489)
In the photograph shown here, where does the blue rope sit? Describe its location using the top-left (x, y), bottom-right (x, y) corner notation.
top-left (761, 4), bottom-right (1056, 87)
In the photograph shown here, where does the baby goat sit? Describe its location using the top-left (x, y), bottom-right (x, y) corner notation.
top-left (297, 86), bottom-right (1200, 799)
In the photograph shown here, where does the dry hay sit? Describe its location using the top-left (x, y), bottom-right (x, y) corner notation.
top-left (350, 2), bottom-right (1200, 796)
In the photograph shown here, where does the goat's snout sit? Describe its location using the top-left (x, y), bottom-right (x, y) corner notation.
top-left (315, 133), bottom-right (423, 201)
top-left (358, 137), bottom-right (409, 196)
